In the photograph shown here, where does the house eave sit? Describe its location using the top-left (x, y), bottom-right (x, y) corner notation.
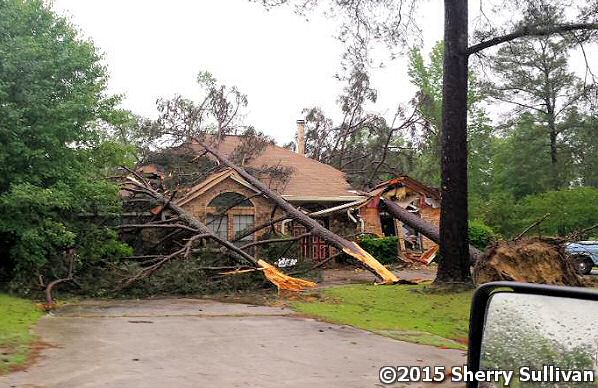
top-left (283, 195), bottom-right (365, 202)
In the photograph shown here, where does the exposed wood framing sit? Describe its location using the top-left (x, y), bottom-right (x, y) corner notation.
top-left (380, 198), bottom-right (482, 263)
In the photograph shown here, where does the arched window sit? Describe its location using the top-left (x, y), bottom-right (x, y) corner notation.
top-left (208, 192), bottom-right (253, 209)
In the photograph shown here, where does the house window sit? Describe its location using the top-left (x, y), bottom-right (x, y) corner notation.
top-left (206, 214), bottom-right (228, 241)
top-left (206, 192), bottom-right (255, 242)
top-left (233, 215), bottom-right (254, 242)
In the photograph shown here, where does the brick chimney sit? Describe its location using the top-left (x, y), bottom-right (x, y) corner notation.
top-left (296, 119), bottom-right (306, 156)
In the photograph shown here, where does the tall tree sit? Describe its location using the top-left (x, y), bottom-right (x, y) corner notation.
top-left (408, 41), bottom-right (493, 201)
top-left (485, 32), bottom-right (590, 189)
top-left (491, 113), bottom-right (557, 199)
top-left (0, 0), bottom-right (132, 291)
top-left (256, 0), bottom-right (598, 285)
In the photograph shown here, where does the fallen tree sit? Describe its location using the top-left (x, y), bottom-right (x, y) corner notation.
top-left (199, 141), bottom-right (400, 284)
top-left (380, 198), bottom-right (483, 263)
top-left (121, 169), bottom-right (317, 291)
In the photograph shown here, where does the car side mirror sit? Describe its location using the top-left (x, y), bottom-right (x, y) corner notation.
top-left (467, 281), bottom-right (598, 388)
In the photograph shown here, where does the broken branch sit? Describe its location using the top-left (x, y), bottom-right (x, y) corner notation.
top-left (514, 213), bottom-right (551, 241)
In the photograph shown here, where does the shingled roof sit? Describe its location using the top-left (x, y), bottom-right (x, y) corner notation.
top-left (189, 136), bottom-right (361, 202)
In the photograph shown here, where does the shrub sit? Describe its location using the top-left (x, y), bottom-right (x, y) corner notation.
top-left (358, 236), bottom-right (399, 265)
top-left (468, 221), bottom-right (498, 250)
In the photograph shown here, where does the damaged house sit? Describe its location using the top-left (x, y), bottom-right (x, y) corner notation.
top-left (173, 133), bottom-right (363, 261)
top-left (137, 123), bottom-right (442, 266)
top-left (360, 177), bottom-right (441, 264)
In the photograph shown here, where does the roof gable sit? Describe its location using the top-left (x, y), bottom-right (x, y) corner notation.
top-left (369, 176), bottom-right (441, 200)
top-left (188, 136), bottom-right (359, 200)
top-left (176, 169), bottom-right (260, 207)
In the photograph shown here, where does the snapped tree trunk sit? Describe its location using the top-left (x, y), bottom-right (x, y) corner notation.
top-left (381, 198), bottom-right (482, 263)
top-left (123, 174), bottom-right (316, 291)
top-left (199, 141), bottom-right (399, 284)
top-left (437, 0), bottom-right (472, 285)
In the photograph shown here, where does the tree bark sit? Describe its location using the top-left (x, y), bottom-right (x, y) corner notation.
top-left (199, 141), bottom-right (399, 284)
top-left (437, 0), bottom-right (472, 285)
top-left (381, 199), bottom-right (482, 263)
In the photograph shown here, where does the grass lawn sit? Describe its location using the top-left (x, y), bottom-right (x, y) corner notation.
top-left (291, 284), bottom-right (473, 350)
top-left (0, 294), bottom-right (44, 374)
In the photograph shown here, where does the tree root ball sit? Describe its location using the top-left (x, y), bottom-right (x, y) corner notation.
top-left (472, 238), bottom-right (584, 287)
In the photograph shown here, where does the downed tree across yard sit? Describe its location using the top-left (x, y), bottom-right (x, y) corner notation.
top-left (120, 170), bottom-right (317, 292)
top-left (380, 198), bottom-right (483, 263)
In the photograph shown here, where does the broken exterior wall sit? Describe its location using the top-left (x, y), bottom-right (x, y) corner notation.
top-left (362, 185), bottom-right (441, 258)
top-left (361, 206), bottom-right (383, 236)
top-left (419, 206), bottom-right (440, 251)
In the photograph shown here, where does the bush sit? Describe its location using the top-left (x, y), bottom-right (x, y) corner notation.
top-left (468, 221), bottom-right (497, 250)
top-left (358, 236), bottom-right (399, 265)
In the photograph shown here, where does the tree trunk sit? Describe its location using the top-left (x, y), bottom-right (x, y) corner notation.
top-left (436, 0), bottom-right (472, 285)
top-left (123, 175), bottom-right (317, 291)
top-left (381, 199), bottom-right (482, 263)
top-left (548, 120), bottom-right (559, 190)
top-left (199, 141), bottom-right (399, 284)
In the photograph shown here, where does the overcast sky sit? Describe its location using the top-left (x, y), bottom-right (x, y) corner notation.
top-left (51, 0), bottom-right (444, 145)
top-left (50, 1), bottom-right (596, 145)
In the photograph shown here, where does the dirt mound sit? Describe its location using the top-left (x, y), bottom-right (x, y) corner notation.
top-left (472, 238), bottom-right (584, 287)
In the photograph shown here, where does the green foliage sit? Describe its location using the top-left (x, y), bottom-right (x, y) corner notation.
top-left (468, 221), bottom-right (497, 250)
top-left (491, 114), bottom-right (559, 199)
top-left (473, 191), bottom-right (520, 237)
top-left (0, 294), bottom-right (43, 373)
top-left (565, 110), bottom-right (598, 187)
top-left (476, 187), bottom-right (598, 238)
top-left (0, 0), bottom-right (132, 292)
top-left (407, 41), bottom-right (493, 197)
top-left (358, 236), bottom-right (399, 265)
top-left (292, 284), bottom-right (472, 350)
top-left (77, 253), bottom-right (271, 298)
top-left (518, 187), bottom-right (598, 237)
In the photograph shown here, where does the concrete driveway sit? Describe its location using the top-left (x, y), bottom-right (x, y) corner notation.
top-left (0, 299), bottom-right (465, 387)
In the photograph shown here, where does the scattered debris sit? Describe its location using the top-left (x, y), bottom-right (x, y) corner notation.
top-left (120, 169), bottom-right (316, 292)
top-left (380, 198), bottom-right (482, 263)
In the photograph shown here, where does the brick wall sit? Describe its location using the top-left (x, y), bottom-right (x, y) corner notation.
top-left (360, 207), bottom-right (383, 236)
top-left (180, 177), bottom-right (285, 240)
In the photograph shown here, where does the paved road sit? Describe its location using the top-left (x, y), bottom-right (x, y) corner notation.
top-left (0, 299), bottom-right (465, 388)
